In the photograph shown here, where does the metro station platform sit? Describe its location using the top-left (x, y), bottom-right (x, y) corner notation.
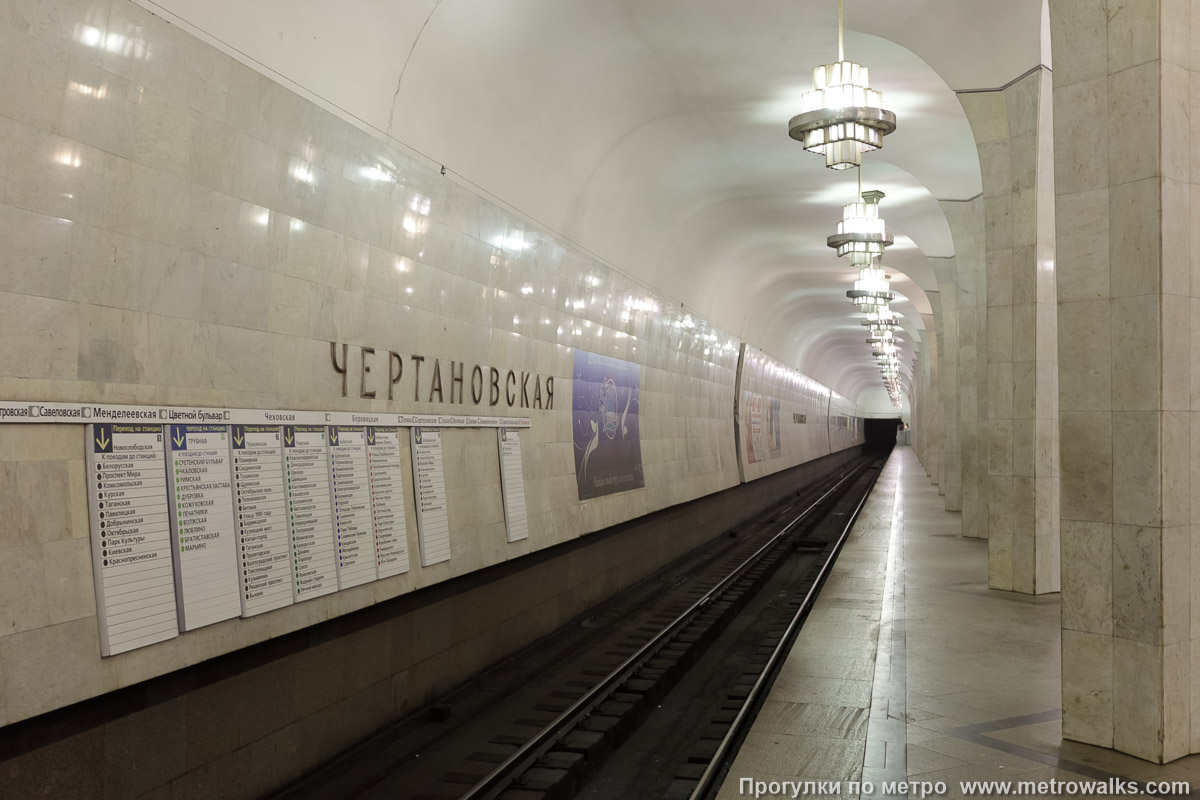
top-left (718, 447), bottom-right (1200, 799)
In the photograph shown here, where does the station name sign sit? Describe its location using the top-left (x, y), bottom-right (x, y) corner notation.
top-left (329, 342), bottom-right (555, 410)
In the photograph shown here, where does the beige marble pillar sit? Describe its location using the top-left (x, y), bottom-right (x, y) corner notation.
top-left (1050, 0), bottom-right (1193, 762)
top-left (939, 200), bottom-right (987, 529)
top-left (958, 69), bottom-right (1061, 593)
top-left (961, 237), bottom-right (988, 541)
top-left (931, 257), bottom-right (961, 508)
top-left (922, 304), bottom-right (942, 486)
top-left (912, 350), bottom-right (922, 447)
top-left (910, 350), bottom-right (922, 459)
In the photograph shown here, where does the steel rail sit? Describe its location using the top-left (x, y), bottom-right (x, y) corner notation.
top-left (686, 460), bottom-right (884, 800)
top-left (458, 458), bottom-right (873, 800)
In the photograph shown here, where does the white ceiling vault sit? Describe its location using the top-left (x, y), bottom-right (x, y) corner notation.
top-left (138, 0), bottom-right (1047, 403)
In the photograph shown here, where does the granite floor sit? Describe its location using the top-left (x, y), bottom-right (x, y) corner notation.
top-left (718, 446), bottom-right (1200, 799)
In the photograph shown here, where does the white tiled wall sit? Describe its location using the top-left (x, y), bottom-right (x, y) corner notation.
top-left (0, 0), bottom-right (858, 725)
top-left (828, 392), bottom-right (865, 453)
top-left (736, 347), bottom-right (863, 483)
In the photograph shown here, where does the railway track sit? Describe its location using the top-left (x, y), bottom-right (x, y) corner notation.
top-left (274, 456), bottom-right (883, 800)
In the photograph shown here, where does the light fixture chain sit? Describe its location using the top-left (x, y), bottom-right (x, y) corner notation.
top-left (838, 0), bottom-right (844, 62)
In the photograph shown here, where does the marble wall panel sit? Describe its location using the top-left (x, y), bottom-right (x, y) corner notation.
top-left (734, 347), bottom-right (864, 483)
top-left (0, 0), bottom-right (873, 732)
top-left (1062, 628), bottom-right (1114, 747)
top-left (957, 69), bottom-right (1059, 590)
top-left (1052, 0), bottom-right (1198, 762)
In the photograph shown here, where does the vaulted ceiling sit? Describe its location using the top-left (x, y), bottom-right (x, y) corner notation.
top-left (138, 0), bottom-right (1048, 403)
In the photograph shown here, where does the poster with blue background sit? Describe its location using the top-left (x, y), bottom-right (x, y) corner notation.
top-left (572, 350), bottom-right (644, 499)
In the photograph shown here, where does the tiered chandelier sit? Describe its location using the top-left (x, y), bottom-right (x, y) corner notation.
top-left (864, 267), bottom-right (903, 407)
top-left (833, 187), bottom-right (895, 312)
top-left (867, 329), bottom-right (897, 358)
top-left (788, 0), bottom-right (896, 170)
top-left (827, 189), bottom-right (892, 262)
top-left (791, 0), bottom-right (903, 407)
top-left (861, 307), bottom-right (899, 334)
top-left (846, 261), bottom-right (894, 311)
top-left (861, 285), bottom-right (903, 408)
top-left (837, 176), bottom-right (900, 405)
top-left (873, 330), bottom-right (904, 405)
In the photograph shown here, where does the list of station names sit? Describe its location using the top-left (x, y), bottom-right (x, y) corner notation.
top-left (283, 425), bottom-right (338, 600)
top-left (75, 412), bottom-right (534, 656)
top-left (497, 428), bottom-right (530, 543)
top-left (230, 425), bottom-right (293, 616)
top-left (328, 426), bottom-right (376, 589)
top-left (87, 424), bottom-right (179, 655)
top-left (166, 425), bottom-right (241, 630)
top-left (410, 427), bottom-right (451, 566)
top-left (366, 427), bottom-right (410, 579)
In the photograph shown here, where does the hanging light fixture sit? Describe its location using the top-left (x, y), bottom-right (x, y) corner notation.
top-left (846, 259), bottom-right (894, 311)
top-left (828, 188), bottom-right (893, 262)
top-left (867, 330), bottom-right (897, 357)
top-left (789, 0), bottom-right (896, 169)
top-left (886, 376), bottom-right (902, 406)
top-left (861, 307), bottom-right (900, 333)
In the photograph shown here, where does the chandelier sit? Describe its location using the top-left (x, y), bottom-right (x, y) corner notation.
top-left (846, 261), bottom-right (894, 311)
top-left (788, 0), bottom-right (896, 169)
top-left (828, 189), bottom-right (893, 263)
top-left (861, 307), bottom-right (900, 333)
top-left (877, 352), bottom-right (901, 377)
top-left (789, 2), bottom-right (902, 408)
top-left (878, 349), bottom-right (903, 407)
top-left (867, 330), bottom-right (897, 357)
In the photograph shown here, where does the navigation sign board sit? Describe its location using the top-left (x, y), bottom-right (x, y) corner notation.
top-left (1, 400), bottom-right (532, 429)
top-left (328, 426), bottom-right (376, 589)
top-left (86, 424), bottom-right (179, 655)
top-left (410, 427), bottom-right (451, 566)
top-left (0, 398), bottom-right (535, 429)
top-left (283, 425), bottom-right (338, 600)
top-left (230, 425), bottom-right (293, 616)
top-left (497, 428), bottom-right (529, 543)
top-left (366, 426), bottom-right (410, 579)
top-left (166, 424), bottom-right (241, 630)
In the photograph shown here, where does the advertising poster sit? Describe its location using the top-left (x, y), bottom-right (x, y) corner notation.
top-left (745, 393), bottom-right (782, 464)
top-left (745, 392), bottom-right (765, 464)
top-left (572, 350), bottom-right (644, 499)
top-left (768, 397), bottom-right (782, 459)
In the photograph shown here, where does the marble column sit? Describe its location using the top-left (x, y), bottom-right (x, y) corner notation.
top-left (915, 337), bottom-right (929, 462)
top-left (912, 351), bottom-right (922, 447)
top-left (1050, 0), bottom-right (1193, 762)
top-left (958, 69), bottom-right (1061, 593)
top-left (939, 200), bottom-right (987, 529)
top-left (922, 304), bottom-right (942, 487)
top-left (910, 348), bottom-right (921, 459)
top-left (931, 257), bottom-right (961, 509)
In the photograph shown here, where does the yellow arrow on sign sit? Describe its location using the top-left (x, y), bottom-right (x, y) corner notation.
top-left (96, 429), bottom-right (110, 450)
top-left (285, 429), bottom-right (294, 446)
top-left (233, 428), bottom-right (245, 447)
top-left (329, 428), bottom-right (339, 445)
top-left (172, 428), bottom-right (185, 448)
